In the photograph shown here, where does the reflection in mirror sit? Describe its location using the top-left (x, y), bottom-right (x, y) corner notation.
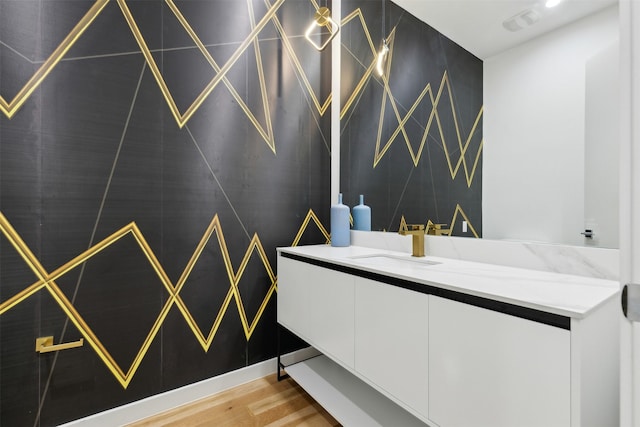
top-left (481, 5), bottom-right (619, 249)
top-left (362, 0), bottom-right (620, 248)
top-left (340, 0), bottom-right (483, 240)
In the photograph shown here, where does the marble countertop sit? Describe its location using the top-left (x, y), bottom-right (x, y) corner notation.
top-left (277, 244), bottom-right (620, 319)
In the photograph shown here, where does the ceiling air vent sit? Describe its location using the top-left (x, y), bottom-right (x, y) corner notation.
top-left (503, 8), bottom-right (541, 32)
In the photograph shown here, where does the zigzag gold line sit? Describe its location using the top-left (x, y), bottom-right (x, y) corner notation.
top-left (0, 2), bottom-right (380, 136)
top-left (376, 30), bottom-right (418, 165)
top-left (0, 208), bottom-right (330, 387)
top-left (449, 204), bottom-right (479, 238)
top-left (178, 0), bottom-right (285, 126)
top-left (165, 0), bottom-right (276, 153)
top-left (0, 0), bottom-right (109, 118)
top-left (117, 0), bottom-right (285, 128)
top-left (291, 209), bottom-right (331, 246)
top-left (0, 212), bottom-right (134, 386)
top-left (374, 65), bottom-right (483, 187)
top-left (339, 8), bottom-right (378, 119)
top-left (247, 1), bottom-right (276, 153)
top-left (432, 75), bottom-right (484, 188)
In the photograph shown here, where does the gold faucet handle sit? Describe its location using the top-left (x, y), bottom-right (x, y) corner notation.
top-left (399, 223), bottom-right (425, 235)
top-left (426, 222), bottom-right (450, 236)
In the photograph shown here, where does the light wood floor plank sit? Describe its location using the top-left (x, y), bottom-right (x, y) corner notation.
top-left (127, 375), bottom-right (340, 427)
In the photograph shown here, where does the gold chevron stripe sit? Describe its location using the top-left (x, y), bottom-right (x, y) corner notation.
top-left (116, 0), bottom-right (285, 130)
top-left (0, 1), bottom-right (481, 182)
top-left (0, 0), bottom-right (110, 118)
top-left (164, 0), bottom-right (277, 152)
top-left (374, 64), bottom-right (484, 188)
top-left (0, 208), bottom-right (330, 388)
top-left (291, 209), bottom-right (331, 247)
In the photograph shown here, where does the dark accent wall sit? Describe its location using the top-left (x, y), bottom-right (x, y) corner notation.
top-left (340, 0), bottom-right (483, 236)
top-left (0, 0), bottom-right (330, 425)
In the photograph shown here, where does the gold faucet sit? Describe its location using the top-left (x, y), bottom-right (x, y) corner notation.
top-left (398, 224), bottom-right (426, 257)
top-left (399, 220), bottom-right (451, 257)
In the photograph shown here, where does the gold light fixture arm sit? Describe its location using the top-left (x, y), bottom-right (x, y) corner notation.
top-left (36, 336), bottom-right (84, 353)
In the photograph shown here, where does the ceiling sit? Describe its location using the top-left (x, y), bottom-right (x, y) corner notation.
top-left (391, 0), bottom-right (617, 59)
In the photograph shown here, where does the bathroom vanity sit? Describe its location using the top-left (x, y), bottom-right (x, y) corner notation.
top-left (277, 245), bottom-right (620, 427)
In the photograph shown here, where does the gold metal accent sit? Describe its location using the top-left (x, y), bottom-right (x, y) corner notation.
top-left (36, 336), bottom-right (84, 353)
top-left (305, 7), bottom-right (340, 51)
top-left (426, 220), bottom-right (450, 236)
top-left (0, 208), bottom-right (329, 388)
top-left (398, 223), bottom-right (426, 257)
top-left (0, 0), bottom-right (109, 119)
top-left (397, 205), bottom-right (480, 240)
top-left (314, 6), bottom-right (332, 27)
top-left (291, 209), bottom-right (331, 246)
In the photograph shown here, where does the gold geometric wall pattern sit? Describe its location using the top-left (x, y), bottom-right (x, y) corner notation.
top-left (0, 209), bottom-right (330, 388)
top-left (268, 5), bottom-right (378, 119)
top-left (0, 0), bottom-right (455, 165)
top-left (333, 7), bottom-right (482, 188)
top-left (0, 2), bottom-right (389, 138)
top-left (375, 56), bottom-right (484, 188)
top-left (0, 0), bottom-right (301, 154)
top-left (118, 0), bottom-right (285, 144)
top-left (0, 0), bottom-right (110, 118)
top-left (339, 7), bottom-right (381, 119)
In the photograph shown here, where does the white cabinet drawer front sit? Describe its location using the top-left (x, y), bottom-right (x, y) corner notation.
top-left (277, 256), bottom-right (313, 338)
top-left (277, 256), bottom-right (355, 368)
top-left (355, 277), bottom-right (429, 419)
top-left (429, 295), bottom-right (570, 427)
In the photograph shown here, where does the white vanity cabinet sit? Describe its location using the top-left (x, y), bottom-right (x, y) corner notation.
top-left (276, 246), bottom-right (619, 427)
top-left (354, 277), bottom-right (429, 419)
top-left (428, 295), bottom-right (570, 427)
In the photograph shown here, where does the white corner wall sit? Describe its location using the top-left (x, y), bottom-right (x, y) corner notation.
top-left (483, 6), bottom-right (619, 246)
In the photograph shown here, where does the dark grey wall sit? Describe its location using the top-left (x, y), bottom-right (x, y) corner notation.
top-left (0, 0), bottom-right (330, 425)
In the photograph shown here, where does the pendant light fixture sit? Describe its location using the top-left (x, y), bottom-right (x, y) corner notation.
top-left (376, 0), bottom-right (389, 76)
top-left (305, 2), bottom-right (340, 52)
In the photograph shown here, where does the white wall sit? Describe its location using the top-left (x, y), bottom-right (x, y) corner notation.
top-left (483, 6), bottom-right (619, 246)
top-left (584, 42), bottom-right (619, 249)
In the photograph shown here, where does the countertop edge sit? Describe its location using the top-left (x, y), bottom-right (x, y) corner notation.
top-left (277, 245), bottom-right (620, 320)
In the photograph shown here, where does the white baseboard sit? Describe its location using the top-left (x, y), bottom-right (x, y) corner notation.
top-left (60, 347), bottom-right (318, 427)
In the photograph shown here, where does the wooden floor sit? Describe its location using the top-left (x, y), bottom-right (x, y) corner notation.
top-left (126, 375), bottom-right (341, 427)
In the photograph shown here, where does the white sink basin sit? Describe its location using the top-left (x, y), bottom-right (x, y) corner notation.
top-left (348, 254), bottom-right (441, 269)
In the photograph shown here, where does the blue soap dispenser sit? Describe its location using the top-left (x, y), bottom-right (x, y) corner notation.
top-left (331, 193), bottom-right (350, 247)
top-left (353, 194), bottom-right (371, 231)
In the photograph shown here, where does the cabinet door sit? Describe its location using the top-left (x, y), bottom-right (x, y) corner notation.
top-left (354, 277), bottom-right (429, 420)
top-left (277, 256), bottom-right (355, 368)
top-left (429, 296), bottom-right (570, 427)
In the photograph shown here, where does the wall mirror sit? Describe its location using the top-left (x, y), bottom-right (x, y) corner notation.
top-left (353, 0), bottom-right (621, 248)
